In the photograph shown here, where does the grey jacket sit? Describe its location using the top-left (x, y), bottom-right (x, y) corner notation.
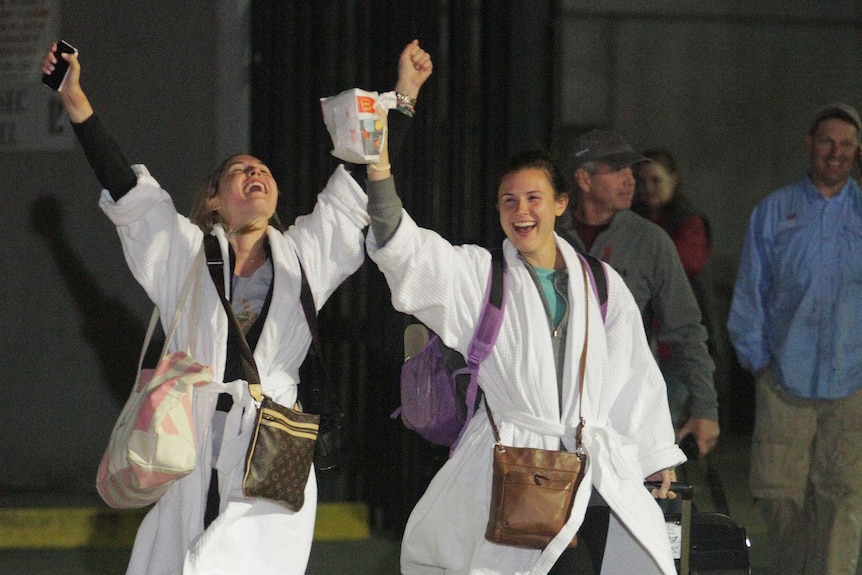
top-left (561, 210), bottom-right (718, 420)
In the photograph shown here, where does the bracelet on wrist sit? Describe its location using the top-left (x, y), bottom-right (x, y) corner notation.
top-left (395, 92), bottom-right (418, 108)
top-left (396, 103), bottom-right (415, 117)
top-left (368, 163), bottom-right (391, 172)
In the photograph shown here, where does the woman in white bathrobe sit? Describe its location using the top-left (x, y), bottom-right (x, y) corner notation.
top-left (41, 42), bottom-right (432, 574)
top-left (364, 137), bottom-right (687, 573)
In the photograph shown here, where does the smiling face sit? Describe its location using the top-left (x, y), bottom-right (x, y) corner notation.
top-left (805, 117), bottom-right (860, 197)
top-left (497, 167), bottom-right (569, 269)
top-left (208, 154), bottom-right (279, 232)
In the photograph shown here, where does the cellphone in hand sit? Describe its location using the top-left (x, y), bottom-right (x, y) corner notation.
top-left (42, 40), bottom-right (78, 91)
top-left (679, 433), bottom-right (699, 460)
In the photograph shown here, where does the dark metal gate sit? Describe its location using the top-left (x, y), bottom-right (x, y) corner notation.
top-left (250, 0), bottom-right (555, 532)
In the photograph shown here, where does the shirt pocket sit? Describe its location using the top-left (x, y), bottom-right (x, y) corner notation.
top-left (770, 214), bottom-right (814, 289)
top-left (840, 219), bottom-right (862, 282)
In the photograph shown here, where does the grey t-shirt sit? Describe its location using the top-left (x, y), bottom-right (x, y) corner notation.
top-left (231, 263), bottom-right (274, 334)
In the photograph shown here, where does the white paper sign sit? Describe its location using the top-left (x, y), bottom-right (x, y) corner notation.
top-left (0, 0), bottom-right (73, 151)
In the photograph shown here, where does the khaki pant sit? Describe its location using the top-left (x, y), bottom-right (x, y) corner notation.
top-left (751, 368), bottom-right (862, 575)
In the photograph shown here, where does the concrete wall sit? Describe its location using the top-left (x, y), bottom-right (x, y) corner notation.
top-left (557, 1), bottom-right (862, 284)
top-left (0, 1), bottom-right (246, 491)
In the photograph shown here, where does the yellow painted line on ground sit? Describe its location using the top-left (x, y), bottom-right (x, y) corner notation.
top-left (0, 502), bottom-right (369, 549)
top-left (312, 502), bottom-right (369, 541)
top-left (0, 508), bottom-right (142, 549)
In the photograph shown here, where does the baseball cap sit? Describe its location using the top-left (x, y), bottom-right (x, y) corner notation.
top-left (571, 129), bottom-right (649, 170)
top-left (808, 102), bottom-right (862, 134)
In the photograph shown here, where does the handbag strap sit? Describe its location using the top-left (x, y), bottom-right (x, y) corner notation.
top-left (203, 235), bottom-right (264, 402)
top-left (486, 256), bottom-right (591, 450)
top-left (202, 234), bottom-right (327, 407)
top-left (296, 259), bottom-right (339, 419)
top-left (136, 247), bottom-right (204, 374)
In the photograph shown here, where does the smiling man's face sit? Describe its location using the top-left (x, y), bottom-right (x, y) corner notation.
top-left (806, 117), bottom-right (860, 197)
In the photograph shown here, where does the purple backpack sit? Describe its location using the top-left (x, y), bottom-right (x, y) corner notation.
top-left (395, 250), bottom-right (607, 451)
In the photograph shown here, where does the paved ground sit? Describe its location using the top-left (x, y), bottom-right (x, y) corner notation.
top-left (0, 539), bottom-right (403, 575)
top-left (3, 431), bottom-right (850, 575)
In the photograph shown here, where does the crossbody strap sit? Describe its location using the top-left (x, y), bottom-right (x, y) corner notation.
top-left (486, 256), bottom-right (590, 450)
top-left (203, 235), bottom-right (264, 402)
top-left (574, 258), bottom-right (589, 450)
top-left (203, 234), bottom-right (329, 410)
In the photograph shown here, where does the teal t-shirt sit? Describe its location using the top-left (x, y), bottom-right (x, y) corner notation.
top-left (535, 267), bottom-right (564, 327)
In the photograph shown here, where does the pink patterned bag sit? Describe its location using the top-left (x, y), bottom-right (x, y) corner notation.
top-left (97, 252), bottom-right (212, 509)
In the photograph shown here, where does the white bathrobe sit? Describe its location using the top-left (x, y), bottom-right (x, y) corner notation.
top-left (99, 164), bottom-right (369, 575)
top-left (367, 213), bottom-right (686, 575)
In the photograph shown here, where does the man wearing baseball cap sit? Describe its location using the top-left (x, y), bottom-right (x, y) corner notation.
top-left (728, 102), bottom-right (862, 575)
top-left (558, 129), bottom-right (720, 463)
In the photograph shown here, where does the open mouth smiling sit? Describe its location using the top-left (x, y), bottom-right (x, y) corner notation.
top-left (513, 221), bottom-right (536, 234)
top-left (244, 180), bottom-right (267, 195)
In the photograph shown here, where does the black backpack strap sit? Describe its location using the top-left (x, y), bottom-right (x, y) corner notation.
top-left (296, 259), bottom-right (345, 474)
top-left (295, 259), bottom-right (340, 422)
top-left (446, 248), bottom-right (506, 374)
top-left (580, 253), bottom-right (607, 307)
top-left (453, 248), bottom-right (507, 422)
top-left (488, 248), bottom-right (505, 309)
top-left (577, 252), bottom-right (608, 325)
top-left (297, 261), bottom-right (320, 362)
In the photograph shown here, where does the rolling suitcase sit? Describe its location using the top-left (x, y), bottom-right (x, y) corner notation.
top-left (690, 460), bottom-right (751, 574)
top-left (651, 482), bottom-right (750, 575)
top-left (689, 510), bottom-right (750, 574)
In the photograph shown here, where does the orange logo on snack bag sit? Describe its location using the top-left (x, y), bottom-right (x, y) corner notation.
top-left (356, 95), bottom-right (376, 114)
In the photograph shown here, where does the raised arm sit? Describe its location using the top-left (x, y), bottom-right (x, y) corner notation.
top-left (366, 41), bottom-right (432, 247)
top-left (41, 43), bottom-right (136, 200)
top-left (41, 42), bottom-right (92, 122)
top-left (394, 39), bottom-right (433, 110)
top-left (386, 39), bottom-right (433, 170)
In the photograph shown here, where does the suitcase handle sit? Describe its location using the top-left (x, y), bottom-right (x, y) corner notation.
top-left (645, 481), bottom-right (693, 575)
top-left (644, 481), bottom-right (693, 500)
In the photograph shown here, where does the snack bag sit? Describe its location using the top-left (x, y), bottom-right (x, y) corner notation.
top-left (320, 89), bottom-right (396, 164)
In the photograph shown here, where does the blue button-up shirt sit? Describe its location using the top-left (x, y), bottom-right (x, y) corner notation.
top-left (728, 176), bottom-right (862, 399)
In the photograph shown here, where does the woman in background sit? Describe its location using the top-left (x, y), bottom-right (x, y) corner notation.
top-left (634, 148), bottom-right (720, 428)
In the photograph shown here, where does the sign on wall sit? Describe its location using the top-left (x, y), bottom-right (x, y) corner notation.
top-left (0, 0), bottom-right (73, 151)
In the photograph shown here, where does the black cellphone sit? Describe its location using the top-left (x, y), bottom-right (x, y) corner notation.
top-left (42, 40), bottom-right (78, 91)
top-left (679, 433), bottom-right (699, 460)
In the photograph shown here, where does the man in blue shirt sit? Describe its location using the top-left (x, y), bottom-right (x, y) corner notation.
top-left (728, 102), bottom-right (862, 575)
